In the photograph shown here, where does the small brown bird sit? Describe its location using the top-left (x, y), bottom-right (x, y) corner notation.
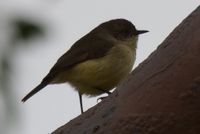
top-left (22, 19), bottom-right (148, 114)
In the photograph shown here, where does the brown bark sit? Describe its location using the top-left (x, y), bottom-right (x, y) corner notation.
top-left (53, 6), bottom-right (200, 134)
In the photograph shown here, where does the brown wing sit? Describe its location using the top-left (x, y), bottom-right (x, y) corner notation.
top-left (42, 32), bottom-right (114, 83)
top-left (22, 32), bottom-right (114, 102)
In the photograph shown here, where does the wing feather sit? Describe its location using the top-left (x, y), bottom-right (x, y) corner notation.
top-left (41, 32), bottom-right (114, 83)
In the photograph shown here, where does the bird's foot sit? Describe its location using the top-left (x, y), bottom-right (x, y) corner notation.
top-left (96, 89), bottom-right (112, 102)
top-left (97, 96), bottom-right (108, 102)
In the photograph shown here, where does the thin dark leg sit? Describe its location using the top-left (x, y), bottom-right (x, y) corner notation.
top-left (97, 89), bottom-right (111, 95)
top-left (96, 89), bottom-right (112, 102)
top-left (78, 92), bottom-right (83, 114)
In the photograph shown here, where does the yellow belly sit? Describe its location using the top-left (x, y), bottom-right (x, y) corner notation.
top-left (56, 44), bottom-right (136, 96)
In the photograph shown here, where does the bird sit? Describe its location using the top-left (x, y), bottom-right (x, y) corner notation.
top-left (22, 19), bottom-right (148, 114)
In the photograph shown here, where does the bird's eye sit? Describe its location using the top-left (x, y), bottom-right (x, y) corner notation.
top-left (121, 29), bottom-right (130, 37)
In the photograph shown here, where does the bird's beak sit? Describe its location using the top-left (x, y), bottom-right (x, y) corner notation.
top-left (136, 30), bottom-right (149, 35)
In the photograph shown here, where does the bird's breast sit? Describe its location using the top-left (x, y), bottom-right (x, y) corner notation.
top-left (63, 43), bottom-right (136, 94)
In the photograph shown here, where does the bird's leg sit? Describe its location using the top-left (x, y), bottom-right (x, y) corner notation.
top-left (97, 89), bottom-right (112, 102)
top-left (96, 89), bottom-right (111, 95)
top-left (78, 92), bottom-right (83, 114)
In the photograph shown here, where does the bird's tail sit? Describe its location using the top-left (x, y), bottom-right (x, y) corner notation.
top-left (21, 82), bottom-right (48, 102)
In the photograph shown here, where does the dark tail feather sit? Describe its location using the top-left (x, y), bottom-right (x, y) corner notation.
top-left (22, 82), bottom-right (48, 102)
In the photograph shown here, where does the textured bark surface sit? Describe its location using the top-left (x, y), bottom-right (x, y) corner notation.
top-left (53, 6), bottom-right (200, 134)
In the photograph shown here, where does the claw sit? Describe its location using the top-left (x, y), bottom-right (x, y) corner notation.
top-left (97, 96), bottom-right (108, 102)
top-left (96, 90), bottom-right (112, 103)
